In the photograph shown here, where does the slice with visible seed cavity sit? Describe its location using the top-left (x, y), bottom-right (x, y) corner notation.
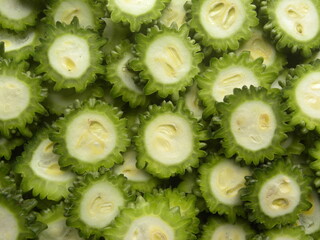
top-left (159, 0), bottom-right (190, 28)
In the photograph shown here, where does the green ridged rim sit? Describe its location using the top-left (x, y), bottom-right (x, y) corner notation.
top-left (50, 98), bottom-right (130, 174)
top-left (35, 19), bottom-right (105, 92)
top-left (261, 0), bottom-right (320, 57)
top-left (0, 136), bottom-right (24, 160)
top-left (214, 86), bottom-right (291, 165)
top-left (189, 0), bottom-right (258, 52)
top-left (14, 128), bottom-right (76, 201)
top-left (135, 101), bottom-right (208, 179)
top-left (259, 226), bottom-right (314, 240)
top-left (197, 52), bottom-right (275, 118)
top-left (0, 161), bottom-right (16, 190)
top-left (130, 24), bottom-right (203, 98)
top-left (0, 60), bottom-right (47, 138)
top-left (240, 159), bottom-right (312, 229)
top-left (107, 0), bottom-right (170, 32)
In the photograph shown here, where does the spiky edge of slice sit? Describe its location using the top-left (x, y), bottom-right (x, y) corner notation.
top-left (50, 98), bottom-right (130, 174)
top-left (240, 159), bottom-right (312, 229)
top-left (200, 216), bottom-right (255, 240)
top-left (284, 62), bottom-right (320, 132)
top-left (255, 226), bottom-right (313, 240)
top-left (199, 154), bottom-right (250, 222)
top-left (135, 101), bottom-right (208, 178)
top-left (261, 0), bottom-right (320, 57)
top-left (214, 86), bottom-right (291, 165)
top-left (130, 24), bottom-right (203, 98)
top-left (310, 141), bottom-right (320, 171)
top-left (107, 0), bottom-right (170, 32)
top-left (14, 128), bottom-right (76, 201)
top-left (65, 169), bottom-right (133, 239)
top-left (158, 0), bottom-right (190, 29)
top-left (105, 40), bottom-right (149, 108)
top-left (43, 0), bottom-right (105, 30)
top-left (0, 161), bottom-right (16, 190)
top-left (197, 52), bottom-right (275, 118)
top-left (0, 60), bottom-right (47, 138)
top-left (189, 0), bottom-right (258, 52)
top-left (35, 19), bottom-right (105, 92)
top-left (104, 193), bottom-right (196, 240)
top-left (0, 136), bottom-right (24, 160)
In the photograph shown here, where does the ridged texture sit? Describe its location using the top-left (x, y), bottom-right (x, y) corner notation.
top-left (0, 135), bottom-right (24, 160)
top-left (252, 226), bottom-right (313, 240)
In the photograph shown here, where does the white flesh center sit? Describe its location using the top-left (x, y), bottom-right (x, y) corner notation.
top-left (48, 34), bottom-right (90, 79)
top-left (0, 31), bottom-right (35, 52)
top-left (0, 0), bottom-right (33, 20)
top-left (145, 36), bottom-right (192, 84)
top-left (259, 174), bottom-right (300, 217)
top-left (185, 83), bottom-right (203, 120)
top-left (230, 101), bottom-right (276, 151)
top-left (295, 72), bottom-right (320, 119)
top-left (117, 53), bottom-right (143, 94)
top-left (31, 138), bottom-right (75, 182)
top-left (0, 205), bottom-right (18, 240)
top-left (54, 0), bottom-right (94, 28)
top-left (80, 181), bottom-right (124, 228)
top-left (276, 0), bottom-right (319, 41)
top-left (113, 0), bottom-right (157, 15)
top-left (39, 218), bottom-right (84, 240)
top-left (210, 160), bottom-right (250, 205)
top-left (124, 216), bottom-right (174, 240)
top-left (66, 112), bottom-right (117, 163)
top-left (211, 224), bottom-right (246, 240)
top-left (114, 150), bottom-right (151, 182)
top-left (273, 237), bottom-right (297, 240)
top-left (0, 76), bottom-right (30, 120)
top-left (160, 0), bottom-right (188, 28)
top-left (200, 0), bottom-right (246, 39)
top-left (212, 66), bottom-right (259, 102)
top-left (144, 114), bottom-right (193, 165)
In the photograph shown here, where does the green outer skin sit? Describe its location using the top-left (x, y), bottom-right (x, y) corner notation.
top-left (310, 141), bottom-right (320, 171)
top-left (200, 216), bottom-right (256, 240)
top-left (0, 136), bottom-right (24, 160)
top-left (43, 0), bottom-right (105, 30)
top-left (65, 170), bottom-right (133, 239)
top-left (189, 0), bottom-right (259, 52)
top-left (285, 62), bottom-right (320, 133)
top-left (35, 19), bottom-right (105, 92)
top-left (158, 0), bottom-right (190, 29)
top-left (197, 52), bottom-right (276, 118)
top-left (0, 1), bottom-right (39, 31)
top-left (214, 86), bottom-right (291, 165)
top-left (240, 159), bottom-right (312, 229)
top-left (107, 0), bottom-right (170, 32)
top-left (14, 128), bottom-right (76, 201)
top-left (0, 60), bottom-right (47, 138)
top-left (130, 25), bottom-right (203, 98)
top-left (261, 0), bottom-right (320, 57)
top-left (253, 226), bottom-right (313, 240)
top-left (50, 98), bottom-right (130, 174)
top-left (104, 194), bottom-right (196, 240)
top-left (199, 154), bottom-right (251, 222)
top-left (0, 161), bottom-right (16, 190)
top-left (135, 101), bottom-right (208, 179)
top-left (105, 40), bottom-right (149, 108)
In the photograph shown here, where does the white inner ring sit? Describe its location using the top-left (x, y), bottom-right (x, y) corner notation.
top-left (113, 0), bottom-right (157, 15)
top-left (0, 0), bottom-right (33, 20)
top-left (0, 205), bottom-right (18, 240)
top-left (0, 31), bottom-right (35, 52)
top-left (211, 224), bottom-right (246, 240)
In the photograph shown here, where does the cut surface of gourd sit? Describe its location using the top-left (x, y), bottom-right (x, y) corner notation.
top-left (211, 224), bottom-right (246, 240)
top-left (113, 0), bottom-right (157, 15)
top-left (0, 29), bottom-right (36, 55)
top-left (159, 0), bottom-right (189, 28)
top-left (0, 205), bottom-right (18, 240)
top-left (0, 0), bottom-right (33, 20)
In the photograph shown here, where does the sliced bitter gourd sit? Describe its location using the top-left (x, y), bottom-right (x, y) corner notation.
top-left (35, 19), bottom-right (105, 92)
top-left (199, 154), bottom-right (251, 222)
top-left (135, 101), bottom-right (207, 178)
top-left (285, 61), bottom-right (320, 133)
top-left (200, 216), bottom-right (256, 240)
top-left (14, 128), bottom-right (76, 201)
top-left (105, 40), bottom-right (149, 108)
top-left (130, 25), bottom-right (203, 98)
top-left (105, 194), bottom-right (196, 240)
top-left (107, 0), bottom-right (170, 32)
top-left (241, 159), bottom-right (311, 229)
top-left (159, 0), bottom-right (190, 28)
top-left (190, 0), bottom-right (258, 52)
top-left (0, 161), bottom-right (16, 191)
top-left (254, 226), bottom-right (313, 240)
top-left (50, 99), bottom-right (130, 174)
top-left (214, 86), bottom-right (291, 165)
top-left (261, 0), bottom-right (320, 57)
top-left (65, 170), bottom-right (132, 239)
top-left (0, 135), bottom-right (24, 160)
top-left (37, 203), bottom-right (83, 240)
top-left (44, 0), bottom-right (104, 30)
top-left (0, 60), bottom-right (47, 138)
top-left (197, 52), bottom-right (275, 118)
top-left (182, 82), bottom-right (204, 121)
top-left (0, 0), bottom-right (39, 31)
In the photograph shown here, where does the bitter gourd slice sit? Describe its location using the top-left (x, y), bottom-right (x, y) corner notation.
top-left (159, 0), bottom-right (190, 28)
top-left (50, 99), bottom-right (130, 174)
top-left (0, 135), bottom-right (24, 160)
top-left (130, 25), bottom-right (203, 98)
top-left (253, 226), bottom-right (313, 240)
top-left (135, 101), bottom-right (207, 178)
top-left (182, 82), bottom-right (204, 121)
